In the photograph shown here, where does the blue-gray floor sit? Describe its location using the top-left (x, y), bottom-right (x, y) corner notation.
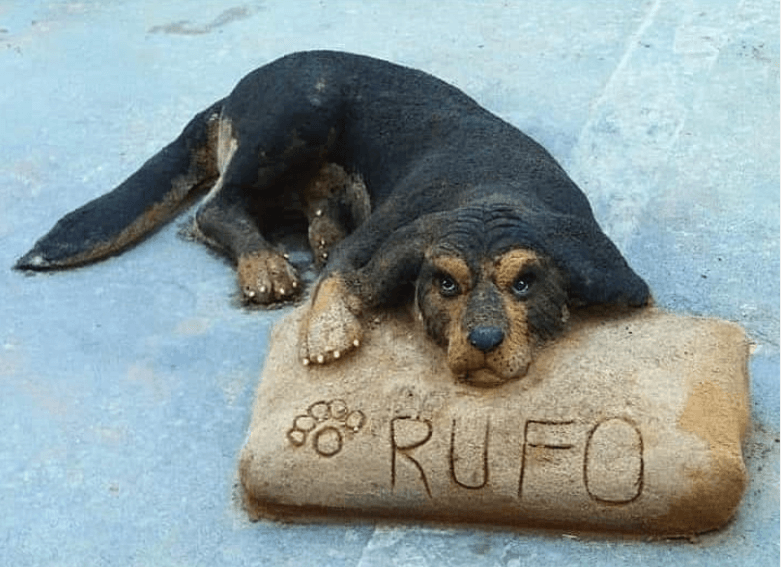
top-left (1, 1), bottom-right (778, 565)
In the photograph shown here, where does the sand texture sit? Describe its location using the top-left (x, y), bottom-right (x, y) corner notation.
top-left (239, 306), bottom-right (750, 536)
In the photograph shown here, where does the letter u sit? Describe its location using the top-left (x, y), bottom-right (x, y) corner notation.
top-left (449, 417), bottom-right (490, 489)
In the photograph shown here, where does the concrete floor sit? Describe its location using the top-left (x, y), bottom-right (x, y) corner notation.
top-left (1, 1), bottom-right (778, 565)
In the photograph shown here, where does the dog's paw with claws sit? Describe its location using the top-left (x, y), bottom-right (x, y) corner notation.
top-left (300, 276), bottom-right (363, 365)
top-left (238, 250), bottom-right (300, 304)
top-left (308, 213), bottom-right (346, 268)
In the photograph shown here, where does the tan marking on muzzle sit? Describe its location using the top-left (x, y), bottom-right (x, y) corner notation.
top-left (451, 249), bottom-right (542, 384)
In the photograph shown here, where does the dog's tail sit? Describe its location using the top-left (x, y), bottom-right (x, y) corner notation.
top-left (14, 100), bottom-right (224, 271)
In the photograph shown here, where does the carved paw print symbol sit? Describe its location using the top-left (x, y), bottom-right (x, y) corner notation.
top-left (287, 399), bottom-right (366, 457)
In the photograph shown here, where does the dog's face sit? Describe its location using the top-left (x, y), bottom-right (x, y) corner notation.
top-left (415, 245), bottom-right (568, 386)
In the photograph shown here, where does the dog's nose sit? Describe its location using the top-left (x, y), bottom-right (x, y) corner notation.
top-left (468, 326), bottom-right (504, 352)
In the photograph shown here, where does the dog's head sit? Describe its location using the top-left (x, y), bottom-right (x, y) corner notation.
top-left (415, 243), bottom-right (568, 387)
top-left (406, 199), bottom-right (650, 386)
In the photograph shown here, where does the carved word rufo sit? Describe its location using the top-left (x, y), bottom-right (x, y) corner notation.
top-left (390, 415), bottom-right (642, 505)
top-left (287, 400), bottom-right (643, 507)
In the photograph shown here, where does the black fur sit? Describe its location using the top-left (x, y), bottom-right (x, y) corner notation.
top-left (16, 50), bottom-right (649, 321)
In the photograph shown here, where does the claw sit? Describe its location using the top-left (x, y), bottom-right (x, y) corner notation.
top-left (237, 251), bottom-right (300, 306)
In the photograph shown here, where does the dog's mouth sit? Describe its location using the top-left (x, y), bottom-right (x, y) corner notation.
top-left (455, 361), bottom-right (531, 388)
top-left (458, 369), bottom-right (508, 387)
top-left (448, 337), bottom-right (534, 387)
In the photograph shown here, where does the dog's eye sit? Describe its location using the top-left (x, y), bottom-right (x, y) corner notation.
top-left (438, 275), bottom-right (460, 297)
top-left (512, 273), bottom-right (535, 298)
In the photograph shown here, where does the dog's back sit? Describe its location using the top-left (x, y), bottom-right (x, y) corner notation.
top-left (15, 51), bottom-right (648, 309)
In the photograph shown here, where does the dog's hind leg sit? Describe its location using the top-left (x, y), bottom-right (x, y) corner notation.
top-left (303, 163), bottom-right (370, 268)
top-left (195, 193), bottom-right (301, 304)
top-left (193, 125), bottom-right (302, 305)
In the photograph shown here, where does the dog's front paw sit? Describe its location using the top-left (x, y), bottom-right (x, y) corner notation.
top-left (300, 276), bottom-right (363, 365)
top-left (238, 250), bottom-right (300, 304)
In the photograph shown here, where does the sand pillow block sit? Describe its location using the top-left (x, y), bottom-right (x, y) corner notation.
top-left (239, 306), bottom-right (750, 536)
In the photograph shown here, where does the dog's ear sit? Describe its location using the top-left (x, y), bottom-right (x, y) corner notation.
top-left (534, 214), bottom-right (650, 307)
top-left (350, 219), bottom-right (430, 308)
top-left (494, 208), bottom-right (649, 308)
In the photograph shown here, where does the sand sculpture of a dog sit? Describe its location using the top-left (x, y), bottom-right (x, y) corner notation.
top-left (16, 50), bottom-right (650, 386)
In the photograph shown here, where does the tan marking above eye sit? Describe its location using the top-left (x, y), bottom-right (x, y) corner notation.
top-left (430, 255), bottom-right (472, 291)
top-left (493, 248), bottom-right (540, 289)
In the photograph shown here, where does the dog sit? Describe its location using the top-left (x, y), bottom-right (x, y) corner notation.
top-left (15, 50), bottom-right (650, 386)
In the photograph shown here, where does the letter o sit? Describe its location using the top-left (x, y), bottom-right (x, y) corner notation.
top-left (584, 418), bottom-right (643, 504)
